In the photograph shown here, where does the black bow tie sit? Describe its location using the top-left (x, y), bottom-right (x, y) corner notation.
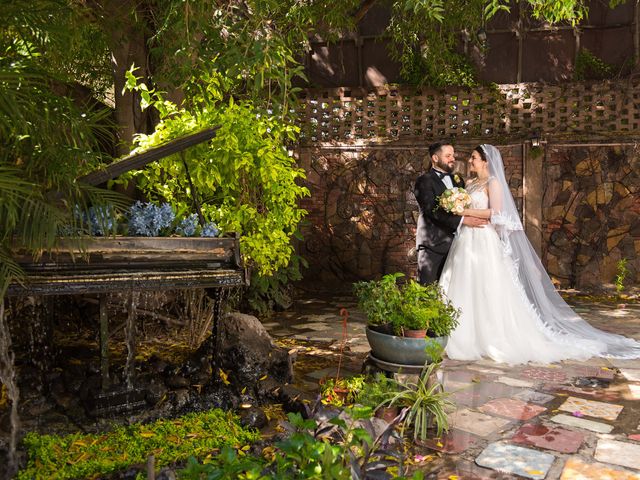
top-left (435, 170), bottom-right (452, 179)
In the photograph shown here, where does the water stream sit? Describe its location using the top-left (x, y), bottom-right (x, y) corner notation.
top-left (0, 301), bottom-right (20, 478)
top-left (124, 291), bottom-right (139, 389)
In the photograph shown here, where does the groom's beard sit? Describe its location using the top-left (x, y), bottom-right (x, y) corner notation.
top-left (434, 158), bottom-right (454, 173)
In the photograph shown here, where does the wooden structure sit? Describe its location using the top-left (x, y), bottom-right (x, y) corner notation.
top-left (299, 79), bottom-right (640, 145)
top-left (7, 127), bottom-right (247, 394)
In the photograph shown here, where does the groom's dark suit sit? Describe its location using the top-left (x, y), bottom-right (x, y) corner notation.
top-left (414, 168), bottom-right (465, 285)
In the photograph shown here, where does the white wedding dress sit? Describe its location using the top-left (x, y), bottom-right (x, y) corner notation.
top-left (440, 145), bottom-right (640, 364)
top-left (440, 182), bottom-right (593, 364)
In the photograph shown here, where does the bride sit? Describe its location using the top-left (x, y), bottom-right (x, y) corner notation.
top-left (440, 144), bottom-right (640, 364)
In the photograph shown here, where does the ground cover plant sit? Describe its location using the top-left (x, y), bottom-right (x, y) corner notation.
top-left (16, 409), bottom-right (259, 480)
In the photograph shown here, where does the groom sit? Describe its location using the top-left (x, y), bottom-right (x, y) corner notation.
top-left (414, 142), bottom-right (486, 285)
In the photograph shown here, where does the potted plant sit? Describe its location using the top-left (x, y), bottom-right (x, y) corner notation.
top-left (320, 375), bottom-right (366, 407)
top-left (356, 373), bottom-right (401, 423)
top-left (378, 361), bottom-right (454, 441)
top-left (354, 273), bottom-right (460, 366)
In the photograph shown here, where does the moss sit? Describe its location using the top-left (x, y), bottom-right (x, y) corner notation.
top-left (17, 409), bottom-right (260, 480)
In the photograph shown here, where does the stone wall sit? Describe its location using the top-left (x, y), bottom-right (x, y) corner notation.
top-left (297, 144), bottom-right (524, 286)
top-left (543, 144), bottom-right (640, 287)
top-left (295, 80), bottom-right (640, 290)
top-left (297, 142), bottom-right (639, 289)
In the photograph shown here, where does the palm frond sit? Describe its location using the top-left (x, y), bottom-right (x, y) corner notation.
top-left (0, 247), bottom-right (25, 299)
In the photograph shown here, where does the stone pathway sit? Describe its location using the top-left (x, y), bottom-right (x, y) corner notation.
top-left (266, 291), bottom-right (640, 479)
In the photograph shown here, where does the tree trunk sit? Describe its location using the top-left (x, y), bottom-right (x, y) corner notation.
top-left (91, 0), bottom-right (154, 156)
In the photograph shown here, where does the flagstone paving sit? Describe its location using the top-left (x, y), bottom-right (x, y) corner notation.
top-left (550, 413), bottom-right (615, 433)
top-left (475, 442), bottom-right (556, 479)
top-left (511, 423), bottom-right (585, 453)
top-left (478, 398), bottom-right (547, 421)
top-left (557, 396), bottom-right (624, 421)
top-left (266, 291), bottom-right (640, 479)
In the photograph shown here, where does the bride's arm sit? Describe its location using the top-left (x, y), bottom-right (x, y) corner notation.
top-left (457, 208), bottom-right (491, 218)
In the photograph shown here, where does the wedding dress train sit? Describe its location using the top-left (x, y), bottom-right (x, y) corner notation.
top-left (440, 145), bottom-right (640, 365)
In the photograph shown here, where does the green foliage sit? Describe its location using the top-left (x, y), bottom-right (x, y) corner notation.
top-left (150, 0), bottom-right (360, 117)
top-left (526, 0), bottom-right (589, 25)
top-left (388, 0), bottom-right (610, 86)
top-left (0, 5), bottom-right (126, 298)
top-left (379, 362), bottom-right (453, 440)
top-left (121, 69), bottom-right (309, 277)
top-left (180, 409), bottom-right (423, 479)
top-left (424, 338), bottom-right (446, 363)
top-left (354, 273), bottom-right (460, 336)
top-left (388, 0), bottom-right (483, 87)
top-left (244, 254), bottom-right (308, 316)
top-left (353, 272), bottom-right (406, 328)
top-left (615, 258), bottom-right (630, 294)
top-left (356, 374), bottom-right (401, 410)
top-left (574, 48), bottom-right (615, 81)
top-left (320, 375), bottom-right (367, 406)
top-left (397, 280), bottom-right (441, 331)
top-left (17, 409), bottom-right (259, 480)
top-left (1, 0), bottom-right (112, 98)
top-left (485, 0), bottom-right (592, 25)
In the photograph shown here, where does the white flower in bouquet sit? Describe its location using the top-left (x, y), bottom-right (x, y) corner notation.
top-left (439, 187), bottom-right (472, 214)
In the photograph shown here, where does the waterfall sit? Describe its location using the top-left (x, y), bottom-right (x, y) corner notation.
top-left (0, 301), bottom-right (20, 478)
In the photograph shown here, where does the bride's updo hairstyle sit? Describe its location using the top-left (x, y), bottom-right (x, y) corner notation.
top-left (474, 145), bottom-right (488, 162)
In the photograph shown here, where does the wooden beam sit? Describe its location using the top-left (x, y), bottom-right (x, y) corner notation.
top-left (78, 127), bottom-right (220, 186)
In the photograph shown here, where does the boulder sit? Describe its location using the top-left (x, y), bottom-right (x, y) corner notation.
top-left (218, 312), bottom-right (294, 388)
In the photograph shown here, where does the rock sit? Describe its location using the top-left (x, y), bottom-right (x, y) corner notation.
top-left (51, 389), bottom-right (74, 410)
top-left (238, 406), bottom-right (267, 429)
top-left (27, 401), bottom-right (53, 417)
top-left (256, 377), bottom-right (283, 399)
top-left (78, 375), bottom-right (102, 402)
top-left (279, 385), bottom-right (312, 417)
top-left (62, 364), bottom-right (86, 394)
top-left (171, 389), bottom-right (191, 411)
top-left (165, 375), bottom-right (190, 389)
top-left (218, 312), bottom-right (294, 389)
top-left (144, 379), bottom-right (168, 405)
top-left (157, 468), bottom-right (177, 480)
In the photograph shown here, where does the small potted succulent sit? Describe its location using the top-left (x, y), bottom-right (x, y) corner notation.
top-left (353, 273), bottom-right (460, 366)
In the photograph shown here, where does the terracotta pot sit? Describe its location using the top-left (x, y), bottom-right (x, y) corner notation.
top-left (374, 406), bottom-right (400, 423)
top-left (319, 378), bottom-right (351, 404)
top-left (402, 328), bottom-right (426, 338)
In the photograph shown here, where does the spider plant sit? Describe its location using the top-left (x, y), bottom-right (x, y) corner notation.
top-left (380, 361), bottom-right (453, 441)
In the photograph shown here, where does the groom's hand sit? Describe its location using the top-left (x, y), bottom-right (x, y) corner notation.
top-left (462, 216), bottom-right (488, 227)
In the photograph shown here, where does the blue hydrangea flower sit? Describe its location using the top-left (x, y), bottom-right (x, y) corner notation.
top-left (87, 205), bottom-right (114, 236)
top-left (201, 222), bottom-right (219, 237)
top-left (176, 214), bottom-right (199, 237)
top-left (128, 201), bottom-right (175, 236)
top-left (61, 204), bottom-right (114, 236)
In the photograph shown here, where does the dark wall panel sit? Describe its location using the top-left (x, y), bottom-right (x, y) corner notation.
top-left (581, 26), bottom-right (634, 69)
top-left (480, 32), bottom-right (519, 84)
top-left (308, 41), bottom-right (360, 87)
top-left (522, 30), bottom-right (576, 82)
top-left (361, 38), bottom-right (402, 86)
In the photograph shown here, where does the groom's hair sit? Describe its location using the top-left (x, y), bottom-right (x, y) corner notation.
top-left (428, 141), bottom-right (453, 159)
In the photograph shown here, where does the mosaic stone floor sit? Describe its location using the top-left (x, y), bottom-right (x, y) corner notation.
top-left (267, 290), bottom-right (640, 479)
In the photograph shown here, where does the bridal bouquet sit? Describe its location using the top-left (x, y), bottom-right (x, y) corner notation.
top-left (439, 187), bottom-right (472, 214)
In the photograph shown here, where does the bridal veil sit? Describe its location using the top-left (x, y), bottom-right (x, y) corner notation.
top-left (482, 144), bottom-right (640, 359)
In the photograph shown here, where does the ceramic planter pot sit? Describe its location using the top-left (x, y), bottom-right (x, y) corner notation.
top-left (366, 325), bottom-right (447, 366)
